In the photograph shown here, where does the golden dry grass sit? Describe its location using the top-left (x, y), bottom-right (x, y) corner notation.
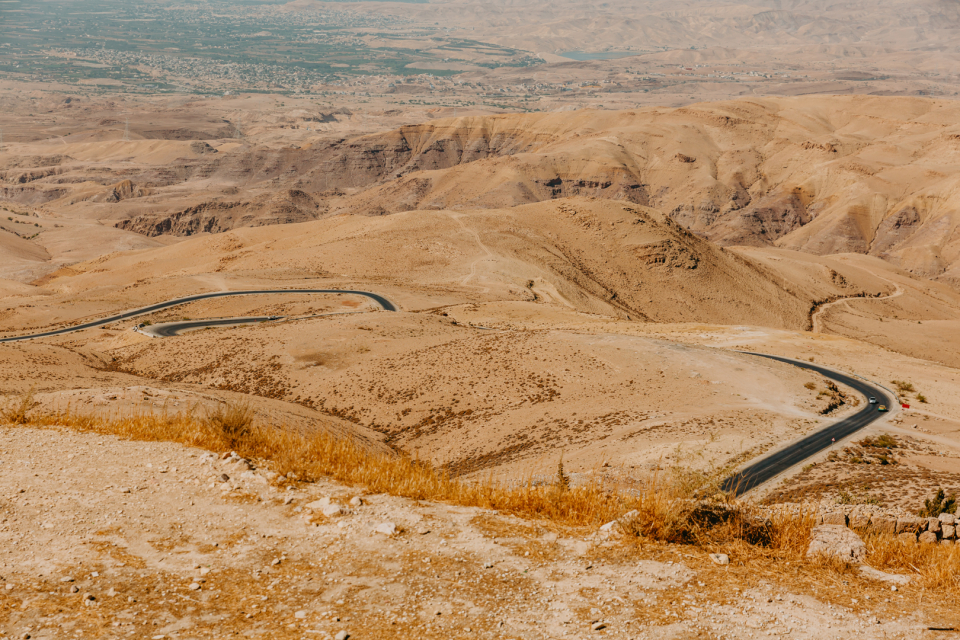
top-left (0, 386), bottom-right (36, 425)
top-left (24, 405), bottom-right (629, 527)
top-left (864, 533), bottom-right (960, 591)
top-left (6, 400), bottom-right (960, 594)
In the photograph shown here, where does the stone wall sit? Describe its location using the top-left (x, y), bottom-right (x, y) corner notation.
top-left (818, 511), bottom-right (957, 544)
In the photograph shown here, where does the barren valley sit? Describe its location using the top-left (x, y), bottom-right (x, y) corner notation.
top-left (4, 0), bottom-right (960, 638)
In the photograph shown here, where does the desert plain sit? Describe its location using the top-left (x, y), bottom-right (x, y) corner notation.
top-left (4, 0), bottom-right (960, 638)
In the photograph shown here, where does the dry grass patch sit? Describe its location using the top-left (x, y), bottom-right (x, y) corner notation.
top-left (21, 405), bottom-right (629, 528)
top-left (6, 400), bottom-right (960, 601)
top-left (864, 533), bottom-right (960, 591)
top-left (0, 387), bottom-right (36, 425)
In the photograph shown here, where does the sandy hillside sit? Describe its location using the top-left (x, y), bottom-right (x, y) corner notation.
top-left (0, 194), bottom-right (957, 480)
top-left (8, 96), bottom-right (960, 292)
top-left (89, 309), bottom-right (851, 478)
top-left (6, 195), bottom-right (958, 366)
top-left (0, 198), bottom-right (892, 330)
top-left (320, 97), bottom-right (960, 288)
top-left (0, 188), bottom-right (956, 486)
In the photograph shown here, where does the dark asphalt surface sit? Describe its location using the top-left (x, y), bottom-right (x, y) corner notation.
top-left (720, 352), bottom-right (893, 496)
top-left (0, 289), bottom-right (396, 343)
top-left (147, 316), bottom-right (277, 337)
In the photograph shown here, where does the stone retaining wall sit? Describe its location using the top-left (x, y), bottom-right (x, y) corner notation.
top-left (818, 511), bottom-right (957, 544)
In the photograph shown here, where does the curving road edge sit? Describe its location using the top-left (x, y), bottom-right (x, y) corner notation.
top-left (0, 289), bottom-right (396, 343)
top-left (2, 290), bottom-right (895, 498)
top-left (720, 352), bottom-right (894, 497)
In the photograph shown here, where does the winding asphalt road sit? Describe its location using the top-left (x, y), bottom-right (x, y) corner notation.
top-left (0, 289), bottom-right (396, 343)
top-left (2, 289), bottom-right (893, 496)
top-left (144, 316), bottom-right (279, 337)
top-left (720, 352), bottom-right (893, 496)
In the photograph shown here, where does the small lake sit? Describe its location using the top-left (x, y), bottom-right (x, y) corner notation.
top-left (560, 51), bottom-right (637, 61)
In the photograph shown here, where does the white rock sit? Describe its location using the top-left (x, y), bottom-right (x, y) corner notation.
top-left (306, 497), bottom-right (333, 510)
top-left (335, 631), bottom-right (349, 640)
top-left (321, 504), bottom-right (344, 518)
top-left (859, 565), bottom-right (911, 585)
top-left (349, 496), bottom-right (363, 507)
top-left (601, 509), bottom-right (640, 533)
top-left (807, 525), bottom-right (866, 563)
top-left (939, 512), bottom-right (956, 526)
top-left (592, 621), bottom-right (607, 630)
top-left (374, 522), bottom-right (397, 536)
top-left (294, 610), bottom-right (307, 619)
top-left (709, 553), bottom-right (730, 566)
top-left (225, 458), bottom-right (252, 472)
top-left (188, 583), bottom-right (201, 591)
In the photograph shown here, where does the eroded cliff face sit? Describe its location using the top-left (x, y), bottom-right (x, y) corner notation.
top-left (298, 97), bottom-right (960, 286)
top-left (114, 190), bottom-right (323, 237)
top-left (10, 97), bottom-right (960, 286)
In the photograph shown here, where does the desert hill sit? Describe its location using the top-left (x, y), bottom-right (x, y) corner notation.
top-left (318, 96), bottom-right (960, 289)
top-left (8, 195), bottom-right (960, 368)
top-left (5, 189), bottom-right (958, 477)
top-left (9, 198), bottom-right (884, 330)
top-left (7, 96), bottom-right (960, 291)
top-left (6, 96), bottom-right (953, 289)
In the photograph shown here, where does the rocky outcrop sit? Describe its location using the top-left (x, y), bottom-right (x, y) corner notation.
top-left (871, 206), bottom-right (921, 256)
top-left (139, 126), bottom-right (236, 140)
top-left (1, 166), bottom-right (63, 184)
top-left (115, 189), bottom-right (322, 237)
top-left (807, 524), bottom-right (867, 562)
top-left (93, 180), bottom-right (147, 203)
top-left (674, 193), bottom-right (811, 247)
top-left (534, 174), bottom-right (650, 205)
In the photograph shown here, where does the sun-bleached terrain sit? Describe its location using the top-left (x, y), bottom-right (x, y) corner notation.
top-left (4, 27), bottom-right (960, 632)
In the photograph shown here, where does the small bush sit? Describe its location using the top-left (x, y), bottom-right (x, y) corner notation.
top-left (804, 382), bottom-right (816, 390)
top-left (859, 434), bottom-right (897, 449)
top-left (892, 380), bottom-right (915, 393)
top-left (554, 456), bottom-right (569, 493)
top-left (920, 488), bottom-right (957, 518)
top-left (917, 393), bottom-right (928, 403)
top-left (1, 388), bottom-right (36, 425)
top-left (205, 401), bottom-right (255, 447)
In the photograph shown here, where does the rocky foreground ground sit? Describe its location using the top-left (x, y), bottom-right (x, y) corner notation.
top-left (0, 425), bottom-right (947, 639)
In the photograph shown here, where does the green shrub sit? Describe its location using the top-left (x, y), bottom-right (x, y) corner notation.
top-left (920, 488), bottom-right (957, 518)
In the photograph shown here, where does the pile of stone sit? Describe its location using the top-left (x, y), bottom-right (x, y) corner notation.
top-left (818, 511), bottom-right (957, 544)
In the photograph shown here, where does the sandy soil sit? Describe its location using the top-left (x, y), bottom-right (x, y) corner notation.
top-left (0, 425), bottom-right (946, 640)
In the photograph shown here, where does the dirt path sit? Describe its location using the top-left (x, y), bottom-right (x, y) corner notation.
top-left (812, 279), bottom-right (904, 334)
top-left (449, 212), bottom-right (495, 293)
